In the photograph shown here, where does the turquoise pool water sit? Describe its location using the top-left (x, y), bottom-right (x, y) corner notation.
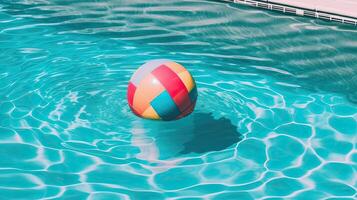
top-left (1, 0), bottom-right (357, 199)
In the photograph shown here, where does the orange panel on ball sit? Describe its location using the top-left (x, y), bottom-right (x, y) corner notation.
top-left (141, 106), bottom-right (160, 120)
top-left (178, 70), bottom-right (195, 92)
top-left (133, 73), bottom-right (165, 114)
top-left (165, 61), bottom-right (186, 74)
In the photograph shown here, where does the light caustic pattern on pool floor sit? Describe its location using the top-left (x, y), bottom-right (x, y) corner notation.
top-left (0, 0), bottom-right (357, 199)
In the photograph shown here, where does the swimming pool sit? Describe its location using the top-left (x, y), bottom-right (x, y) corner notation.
top-left (0, 0), bottom-right (356, 199)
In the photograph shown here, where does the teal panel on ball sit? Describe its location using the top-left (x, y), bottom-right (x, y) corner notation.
top-left (189, 86), bottom-right (198, 102)
top-left (150, 90), bottom-right (181, 120)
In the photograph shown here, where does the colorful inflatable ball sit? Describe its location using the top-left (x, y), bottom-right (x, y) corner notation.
top-left (127, 59), bottom-right (197, 121)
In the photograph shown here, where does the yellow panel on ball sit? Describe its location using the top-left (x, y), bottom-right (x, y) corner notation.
top-left (177, 70), bottom-right (195, 92)
top-left (165, 61), bottom-right (186, 74)
top-left (141, 106), bottom-right (160, 120)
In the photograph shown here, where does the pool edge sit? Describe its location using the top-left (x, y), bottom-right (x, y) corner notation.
top-left (225, 0), bottom-right (357, 26)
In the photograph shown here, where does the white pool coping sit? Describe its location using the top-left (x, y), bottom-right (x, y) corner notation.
top-left (228, 0), bottom-right (357, 25)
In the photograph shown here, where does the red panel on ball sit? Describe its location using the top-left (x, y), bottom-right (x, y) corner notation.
top-left (127, 82), bottom-right (136, 107)
top-left (176, 101), bottom-right (196, 119)
top-left (151, 65), bottom-right (189, 104)
top-left (173, 89), bottom-right (191, 112)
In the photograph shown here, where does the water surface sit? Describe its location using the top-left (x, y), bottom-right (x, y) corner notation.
top-left (0, 0), bottom-right (356, 199)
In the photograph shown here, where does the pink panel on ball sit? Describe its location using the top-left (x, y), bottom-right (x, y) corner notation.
top-left (133, 73), bottom-right (165, 114)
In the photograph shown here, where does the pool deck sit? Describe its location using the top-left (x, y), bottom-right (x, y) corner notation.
top-left (230, 0), bottom-right (357, 25)
top-left (263, 0), bottom-right (357, 18)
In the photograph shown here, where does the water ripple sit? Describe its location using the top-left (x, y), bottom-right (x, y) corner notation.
top-left (0, 0), bottom-right (356, 199)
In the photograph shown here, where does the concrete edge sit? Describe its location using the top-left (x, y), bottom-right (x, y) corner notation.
top-left (225, 0), bottom-right (357, 26)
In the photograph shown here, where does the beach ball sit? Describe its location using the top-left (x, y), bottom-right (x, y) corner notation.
top-left (127, 59), bottom-right (197, 121)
